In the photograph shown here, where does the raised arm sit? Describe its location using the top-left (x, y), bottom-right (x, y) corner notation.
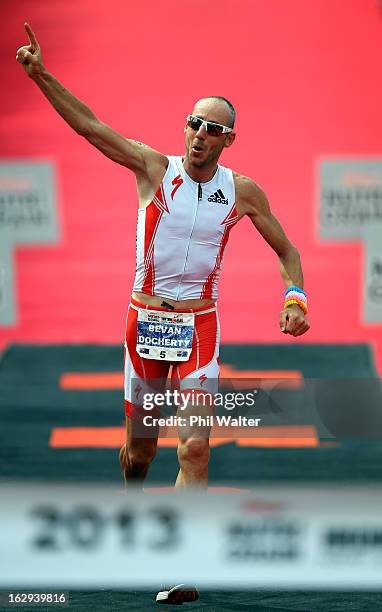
top-left (16, 23), bottom-right (167, 182)
top-left (235, 174), bottom-right (310, 337)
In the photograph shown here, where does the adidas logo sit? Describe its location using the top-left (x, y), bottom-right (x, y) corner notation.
top-left (208, 189), bottom-right (228, 205)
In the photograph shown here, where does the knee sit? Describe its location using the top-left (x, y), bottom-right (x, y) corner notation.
top-left (178, 437), bottom-right (210, 469)
top-left (128, 440), bottom-right (157, 469)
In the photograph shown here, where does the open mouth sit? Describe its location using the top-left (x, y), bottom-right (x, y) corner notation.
top-left (192, 145), bottom-right (204, 153)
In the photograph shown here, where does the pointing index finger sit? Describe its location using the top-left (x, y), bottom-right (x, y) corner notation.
top-left (24, 22), bottom-right (39, 49)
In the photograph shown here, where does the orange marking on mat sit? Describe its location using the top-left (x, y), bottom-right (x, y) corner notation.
top-left (145, 486), bottom-right (250, 493)
top-left (50, 427), bottom-right (125, 448)
top-left (49, 425), bottom-right (318, 448)
top-left (236, 437), bottom-right (318, 447)
top-left (219, 364), bottom-right (303, 388)
top-left (236, 425), bottom-right (318, 447)
top-left (60, 372), bottom-right (124, 390)
top-left (59, 366), bottom-right (303, 390)
top-left (207, 438), bottom-right (236, 448)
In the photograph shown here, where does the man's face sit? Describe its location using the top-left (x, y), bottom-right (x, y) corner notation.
top-left (184, 99), bottom-right (236, 168)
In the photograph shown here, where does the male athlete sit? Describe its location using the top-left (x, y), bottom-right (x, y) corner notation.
top-left (16, 23), bottom-right (310, 494)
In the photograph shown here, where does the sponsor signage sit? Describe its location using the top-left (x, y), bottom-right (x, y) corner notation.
top-left (363, 223), bottom-right (382, 323)
top-left (1, 484), bottom-right (382, 588)
top-left (318, 159), bottom-right (382, 240)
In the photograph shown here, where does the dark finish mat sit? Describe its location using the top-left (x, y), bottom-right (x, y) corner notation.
top-left (1, 344), bottom-right (381, 610)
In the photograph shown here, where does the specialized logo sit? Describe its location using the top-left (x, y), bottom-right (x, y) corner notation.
top-left (199, 374), bottom-right (208, 387)
top-left (208, 189), bottom-right (228, 205)
top-left (134, 384), bottom-right (142, 401)
top-left (171, 174), bottom-right (184, 200)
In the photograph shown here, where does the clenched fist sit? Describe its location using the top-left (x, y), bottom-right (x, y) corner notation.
top-left (279, 304), bottom-right (310, 337)
top-left (16, 22), bottom-right (44, 78)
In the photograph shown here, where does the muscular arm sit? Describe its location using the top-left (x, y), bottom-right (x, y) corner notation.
top-left (16, 23), bottom-right (167, 181)
top-left (235, 175), bottom-right (303, 288)
top-left (235, 174), bottom-right (309, 336)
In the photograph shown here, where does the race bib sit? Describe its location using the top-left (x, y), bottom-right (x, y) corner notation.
top-left (136, 308), bottom-right (195, 361)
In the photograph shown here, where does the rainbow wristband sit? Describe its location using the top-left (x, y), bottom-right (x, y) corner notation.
top-left (285, 286), bottom-right (307, 298)
top-left (284, 287), bottom-right (308, 314)
top-left (284, 298), bottom-right (308, 314)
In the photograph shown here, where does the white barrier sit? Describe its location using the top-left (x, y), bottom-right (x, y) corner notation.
top-left (1, 483), bottom-right (382, 589)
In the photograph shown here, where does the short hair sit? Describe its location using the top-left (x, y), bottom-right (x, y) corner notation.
top-left (196, 96), bottom-right (236, 128)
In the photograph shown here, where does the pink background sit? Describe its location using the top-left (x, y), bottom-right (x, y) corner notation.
top-left (1, 0), bottom-right (382, 372)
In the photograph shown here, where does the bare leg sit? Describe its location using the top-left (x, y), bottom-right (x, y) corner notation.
top-left (119, 416), bottom-right (159, 486)
top-left (175, 438), bottom-right (210, 487)
top-left (175, 403), bottom-right (212, 488)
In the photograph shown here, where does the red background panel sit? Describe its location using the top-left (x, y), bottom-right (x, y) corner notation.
top-left (1, 1), bottom-right (382, 371)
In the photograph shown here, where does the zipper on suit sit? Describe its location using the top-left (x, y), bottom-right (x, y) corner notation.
top-left (176, 183), bottom-right (202, 299)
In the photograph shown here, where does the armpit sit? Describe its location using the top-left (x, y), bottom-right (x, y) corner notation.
top-left (233, 173), bottom-right (269, 218)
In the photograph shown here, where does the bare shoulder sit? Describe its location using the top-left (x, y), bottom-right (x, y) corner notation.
top-left (233, 172), bottom-right (270, 218)
top-left (86, 119), bottom-right (168, 178)
top-left (131, 139), bottom-right (165, 159)
top-left (131, 141), bottom-right (169, 206)
top-left (132, 140), bottom-right (168, 172)
top-left (133, 140), bottom-right (169, 194)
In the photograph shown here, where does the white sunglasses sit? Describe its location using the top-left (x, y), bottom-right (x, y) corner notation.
top-left (186, 114), bottom-right (233, 136)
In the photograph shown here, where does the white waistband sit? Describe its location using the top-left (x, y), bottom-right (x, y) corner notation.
top-left (129, 303), bottom-right (216, 316)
